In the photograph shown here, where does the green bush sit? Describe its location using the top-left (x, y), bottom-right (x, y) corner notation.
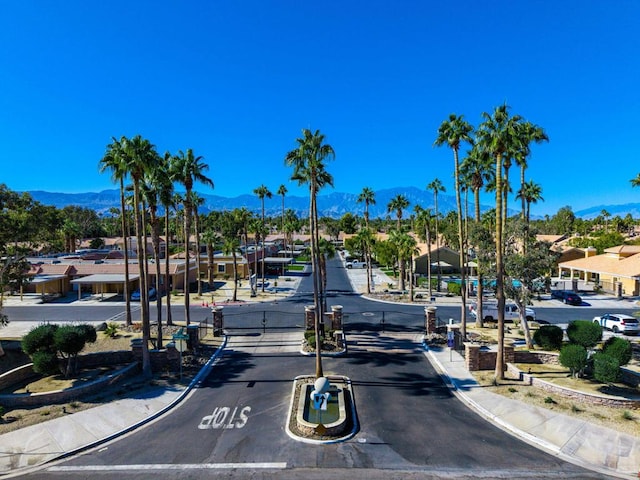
top-left (559, 344), bottom-right (588, 377)
top-left (602, 336), bottom-right (632, 366)
top-left (447, 282), bottom-right (462, 296)
top-left (21, 324), bottom-right (57, 357)
top-left (592, 352), bottom-right (621, 384)
top-left (566, 320), bottom-right (602, 348)
top-left (104, 322), bottom-right (119, 338)
top-left (306, 335), bottom-right (324, 350)
top-left (533, 325), bottom-right (563, 350)
top-left (31, 350), bottom-right (60, 376)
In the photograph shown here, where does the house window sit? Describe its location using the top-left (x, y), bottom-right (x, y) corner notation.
top-left (217, 264), bottom-right (226, 274)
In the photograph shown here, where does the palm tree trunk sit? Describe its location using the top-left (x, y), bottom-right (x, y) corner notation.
top-left (495, 153), bottom-right (506, 380)
top-left (474, 187), bottom-right (484, 329)
top-left (164, 210), bottom-right (173, 326)
top-left (133, 183), bottom-right (151, 378)
top-left (184, 199), bottom-right (192, 325)
top-left (150, 210), bottom-right (163, 349)
top-left (195, 208), bottom-right (203, 297)
top-left (232, 251), bottom-right (238, 302)
top-left (119, 178), bottom-right (132, 326)
top-left (453, 148), bottom-right (467, 339)
top-left (310, 187), bottom-right (323, 379)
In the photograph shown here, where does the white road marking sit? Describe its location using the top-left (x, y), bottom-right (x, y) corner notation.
top-left (48, 462), bottom-right (287, 472)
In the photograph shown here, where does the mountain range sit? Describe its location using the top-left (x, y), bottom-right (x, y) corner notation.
top-left (24, 187), bottom-right (640, 220)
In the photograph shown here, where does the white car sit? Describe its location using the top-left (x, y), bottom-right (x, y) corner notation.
top-left (469, 302), bottom-right (535, 323)
top-left (592, 313), bottom-right (639, 335)
top-left (346, 260), bottom-right (367, 269)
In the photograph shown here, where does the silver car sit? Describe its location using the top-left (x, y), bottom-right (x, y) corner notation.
top-left (593, 313), bottom-right (640, 334)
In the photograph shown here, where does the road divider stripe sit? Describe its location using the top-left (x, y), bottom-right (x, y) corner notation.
top-left (48, 462), bottom-right (287, 471)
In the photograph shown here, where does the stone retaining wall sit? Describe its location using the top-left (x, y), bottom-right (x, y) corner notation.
top-left (0, 364), bottom-right (39, 391)
top-left (506, 363), bottom-right (640, 409)
top-left (0, 362), bottom-right (139, 407)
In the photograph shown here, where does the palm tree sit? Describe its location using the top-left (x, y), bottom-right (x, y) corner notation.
top-left (285, 128), bottom-right (335, 379)
top-left (435, 113), bottom-right (474, 338)
top-left (318, 237), bottom-right (337, 312)
top-left (414, 205), bottom-right (433, 298)
top-left (277, 185), bottom-right (287, 256)
top-left (514, 121), bottom-right (549, 220)
top-left (460, 145), bottom-right (494, 328)
top-left (123, 134), bottom-right (159, 378)
top-left (159, 152), bottom-right (176, 326)
top-left (253, 185), bottom-right (273, 293)
top-left (357, 187), bottom-right (376, 291)
top-left (357, 187), bottom-right (376, 228)
top-left (476, 104), bottom-right (522, 380)
top-left (98, 137), bottom-right (133, 326)
top-left (354, 226), bottom-right (375, 293)
top-left (170, 149), bottom-right (214, 325)
top-left (140, 159), bottom-right (170, 348)
top-left (601, 209), bottom-right (611, 233)
top-left (387, 194), bottom-right (409, 231)
top-left (390, 230), bottom-right (418, 299)
top-left (222, 236), bottom-right (241, 302)
top-left (427, 179), bottom-right (446, 292)
top-left (516, 180), bottom-right (543, 225)
top-left (201, 227), bottom-right (219, 289)
top-left (190, 192), bottom-right (205, 296)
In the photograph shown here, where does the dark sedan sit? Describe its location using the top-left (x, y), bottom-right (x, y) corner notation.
top-left (550, 290), bottom-right (582, 305)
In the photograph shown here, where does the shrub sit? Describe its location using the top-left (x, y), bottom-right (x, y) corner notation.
top-left (533, 325), bottom-right (563, 350)
top-left (566, 320), bottom-right (602, 348)
top-left (31, 350), bottom-right (60, 376)
top-left (104, 322), bottom-right (120, 338)
top-left (559, 344), bottom-right (588, 377)
top-left (592, 352), bottom-right (621, 384)
top-left (447, 282), bottom-right (462, 296)
top-left (21, 324), bottom-right (58, 357)
top-left (306, 335), bottom-right (324, 350)
top-left (602, 336), bottom-right (632, 366)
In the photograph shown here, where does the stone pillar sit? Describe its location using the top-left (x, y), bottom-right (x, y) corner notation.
top-left (212, 306), bottom-right (224, 337)
top-left (504, 345), bottom-right (515, 365)
top-left (465, 344), bottom-right (481, 371)
top-left (187, 324), bottom-right (199, 350)
top-left (425, 306), bottom-right (437, 334)
top-left (304, 305), bottom-right (315, 330)
top-left (331, 305), bottom-right (343, 330)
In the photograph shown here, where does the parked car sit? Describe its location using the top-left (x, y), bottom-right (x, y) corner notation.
top-left (131, 287), bottom-right (157, 301)
top-left (550, 290), bottom-right (582, 305)
top-left (469, 301), bottom-right (535, 323)
top-left (346, 260), bottom-right (367, 269)
top-left (593, 313), bottom-right (640, 334)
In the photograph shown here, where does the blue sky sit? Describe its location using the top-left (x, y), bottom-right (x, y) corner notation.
top-left (1, 1), bottom-right (639, 216)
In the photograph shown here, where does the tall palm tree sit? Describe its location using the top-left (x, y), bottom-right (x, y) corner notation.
top-left (318, 237), bottom-right (337, 312)
top-left (460, 145), bottom-right (494, 328)
top-left (357, 187), bottom-right (376, 228)
top-left (140, 159), bottom-right (171, 349)
top-left (201, 227), bottom-right (219, 289)
top-left (387, 194), bottom-right (409, 231)
top-left (189, 192), bottom-right (205, 296)
top-left (98, 137), bottom-right (133, 326)
top-left (253, 185), bottom-right (273, 293)
top-left (435, 114), bottom-right (474, 338)
top-left (514, 121), bottom-right (549, 220)
top-left (222, 236), bottom-right (241, 302)
top-left (277, 185), bottom-right (288, 257)
top-left (354, 226), bottom-right (375, 293)
top-left (170, 149), bottom-right (214, 325)
top-left (390, 230), bottom-right (418, 298)
top-left (477, 104), bottom-right (522, 380)
top-left (159, 152), bottom-right (176, 326)
top-left (357, 187), bottom-right (376, 291)
top-left (123, 134), bottom-right (159, 378)
top-left (285, 128), bottom-right (335, 379)
top-left (516, 180), bottom-right (543, 225)
top-left (414, 205), bottom-right (433, 298)
top-left (427, 178), bottom-right (446, 292)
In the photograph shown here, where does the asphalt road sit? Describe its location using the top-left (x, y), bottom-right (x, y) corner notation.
top-left (10, 259), bottom-right (621, 479)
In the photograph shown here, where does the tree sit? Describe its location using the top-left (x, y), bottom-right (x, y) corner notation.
top-left (159, 152), bottom-right (176, 326)
top-left (253, 185), bottom-right (273, 293)
top-left (514, 121), bottom-right (549, 220)
top-left (387, 194), bottom-right (409, 231)
top-left (122, 134), bottom-right (160, 377)
top-left (170, 149), bottom-right (214, 326)
top-left (476, 104), bottom-right (522, 380)
top-left (559, 344), bottom-right (588, 379)
top-left (353, 227), bottom-right (375, 293)
top-left (222, 236), bottom-right (241, 302)
top-left (516, 180), bottom-right (543, 225)
top-left (277, 184), bottom-right (288, 259)
top-left (414, 206), bottom-right (434, 299)
top-left (427, 179), bottom-right (446, 292)
top-left (339, 212), bottom-right (358, 234)
top-left (357, 187), bottom-right (376, 228)
top-left (435, 113), bottom-right (474, 338)
top-left (285, 128), bottom-right (335, 379)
